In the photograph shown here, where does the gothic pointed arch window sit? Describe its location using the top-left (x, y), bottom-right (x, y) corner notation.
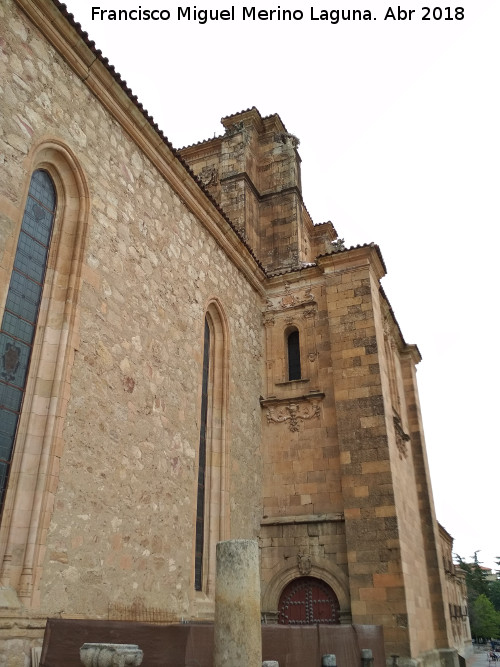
top-left (194, 302), bottom-right (228, 593)
top-left (287, 328), bottom-right (301, 381)
top-left (0, 170), bottom-right (56, 514)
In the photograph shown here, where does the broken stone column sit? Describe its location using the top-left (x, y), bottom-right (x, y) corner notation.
top-left (214, 539), bottom-right (262, 667)
top-left (361, 649), bottom-right (373, 667)
top-left (322, 656), bottom-right (337, 667)
top-left (80, 643), bottom-right (143, 666)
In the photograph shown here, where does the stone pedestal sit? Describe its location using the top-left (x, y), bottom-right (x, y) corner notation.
top-left (214, 539), bottom-right (262, 667)
top-left (80, 643), bottom-right (143, 666)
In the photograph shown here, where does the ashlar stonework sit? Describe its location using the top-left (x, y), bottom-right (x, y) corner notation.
top-left (0, 0), bottom-right (471, 665)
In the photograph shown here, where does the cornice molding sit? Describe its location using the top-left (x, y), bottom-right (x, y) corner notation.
top-left (318, 244), bottom-right (386, 281)
top-left (261, 512), bottom-right (344, 526)
top-left (260, 392), bottom-right (325, 408)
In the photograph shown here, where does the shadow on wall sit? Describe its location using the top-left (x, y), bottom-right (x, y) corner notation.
top-left (40, 619), bottom-right (385, 667)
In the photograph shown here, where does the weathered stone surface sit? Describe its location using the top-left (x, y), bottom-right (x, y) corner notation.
top-left (322, 656), bottom-right (337, 667)
top-left (80, 643), bottom-right (143, 667)
top-left (0, 0), bottom-right (470, 664)
top-left (214, 540), bottom-right (262, 667)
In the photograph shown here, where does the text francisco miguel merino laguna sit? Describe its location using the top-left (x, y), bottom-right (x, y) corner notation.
top-left (90, 6), bottom-right (465, 23)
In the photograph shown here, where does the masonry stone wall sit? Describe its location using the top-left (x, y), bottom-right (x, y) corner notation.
top-left (0, 1), bottom-right (468, 664)
top-left (0, 0), bottom-right (263, 630)
top-left (438, 525), bottom-right (472, 657)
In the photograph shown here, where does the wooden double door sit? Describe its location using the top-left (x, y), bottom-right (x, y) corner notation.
top-left (278, 576), bottom-right (340, 625)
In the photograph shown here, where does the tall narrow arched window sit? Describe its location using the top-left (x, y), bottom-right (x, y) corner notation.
top-left (0, 143), bottom-right (88, 604)
top-left (0, 170), bottom-right (56, 515)
top-left (194, 303), bottom-right (228, 595)
top-left (195, 317), bottom-right (211, 591)
top-left (287, 329), bottom-right (301, 381)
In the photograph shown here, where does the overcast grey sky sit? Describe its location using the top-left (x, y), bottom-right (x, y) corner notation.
top-left (64, 0), bottom-right (500, 569)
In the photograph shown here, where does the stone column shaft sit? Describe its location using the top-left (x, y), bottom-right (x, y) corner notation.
top-left (214, 539), bottom-right (262, 667)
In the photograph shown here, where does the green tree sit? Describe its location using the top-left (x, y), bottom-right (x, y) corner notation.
top-left (456, 552), bottom-right (489, 602)
top-left (470, 594), bottom-right (500, 640)
top-left (489, 580), bottom-right (500, 613)
top-left (488, 558), bottom-right (500, 613)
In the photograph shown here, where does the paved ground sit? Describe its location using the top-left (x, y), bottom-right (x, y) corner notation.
top-left (468, 646), bottom-right (494, 667)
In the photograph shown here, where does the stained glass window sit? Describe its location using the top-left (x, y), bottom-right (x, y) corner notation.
top-left (0, 170), bottom-right (56, 515)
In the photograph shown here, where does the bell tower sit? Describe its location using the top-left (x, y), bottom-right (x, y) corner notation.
top-left (178, 107), bottom-right (337, 272)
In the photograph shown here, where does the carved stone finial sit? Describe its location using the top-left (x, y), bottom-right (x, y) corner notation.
top-left (274, 132), bottom-right (300, 148)
top-left (393, 415), bottom-right (410, 459)
top-left (225, 121), bottom-right (244, 137)
top-left (331, 238), bottom-right (345, 253)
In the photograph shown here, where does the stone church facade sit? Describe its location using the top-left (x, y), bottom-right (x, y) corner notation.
top-left (0, 0), bottom-right (470, 664)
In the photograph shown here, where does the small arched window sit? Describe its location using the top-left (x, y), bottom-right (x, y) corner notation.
top-left (0, 170), bottom-right (56, 514)
top-left (287, 329), bottom-right (301, 381)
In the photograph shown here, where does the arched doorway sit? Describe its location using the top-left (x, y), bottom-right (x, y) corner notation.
top-left (278, 577), bottom-right (340, 625)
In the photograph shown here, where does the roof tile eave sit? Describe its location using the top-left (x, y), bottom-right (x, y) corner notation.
top-left (52, 1), bottom-right (266, 276)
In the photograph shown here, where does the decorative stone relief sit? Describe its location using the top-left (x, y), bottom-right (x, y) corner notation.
top-left (383, 317), bottom-right (391, 338)
top-left (225, 121), bottom-right (243, 136)
top-left (80, 643), bottom-right (143, 667)
top-left (198, 165), bottom-right (218, 187)
top-left (308, 352), bottom-right (318, 362)
top-left (274, 132), bottom-right (300, 148)
top-left (331, 238), bottom-right (345, 252)
top-left (281, 294), bottom-right (296, 309)
top-left (393, 415), bottom-right (410, 459)
top-left (265, 287), bottom-right (316, 312)
top-left (297, 552), bottom-right (312, 575)
top-left (263, 314), bottom-right (275, 327)
top-left (303, 308), bottom-right (316, 319)
top-left (266, 402), bottom-right (320, 432)
top-left (234, 222), bottom-right (246, 240)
